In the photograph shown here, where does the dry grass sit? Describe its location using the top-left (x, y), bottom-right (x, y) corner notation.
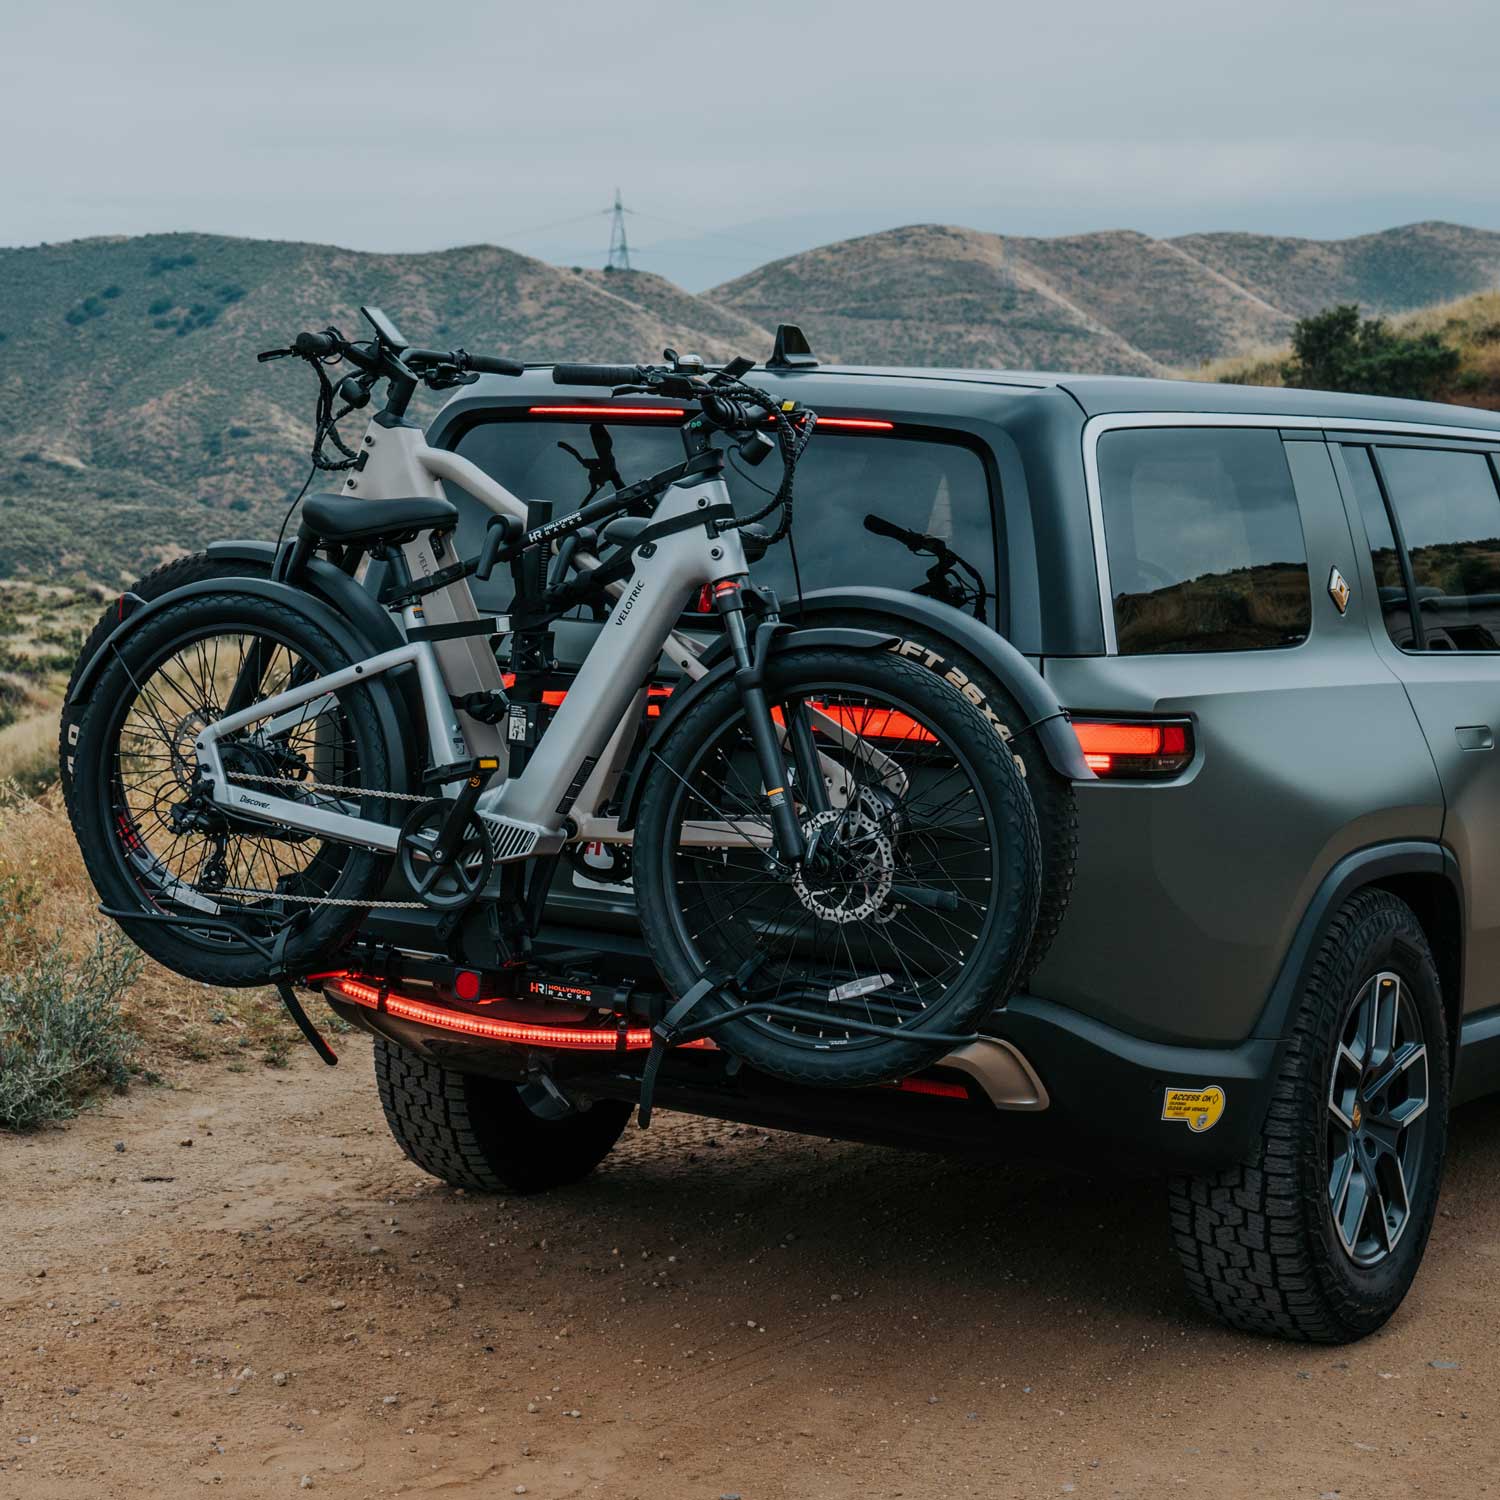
top-left (1180, 290), bottom-right (1500, 407)
top-left (1181, 341), bottom-right (1288, 388)
top-left (0, 786), bottom-right (343, 1090)
top-left (0, 584), bottom-right (347, 1128)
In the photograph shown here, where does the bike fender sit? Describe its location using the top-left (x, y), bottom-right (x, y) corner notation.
top-left (614, 625), bottom-right (898, 832)
top-left (787, 586), bottom-right (1092, 781)
top-left (205, 540), bottom-right (425, 757)
top-left (63, 575), bottom-right (412, 797)
top-left (205, 542), bottom-right (409, 661)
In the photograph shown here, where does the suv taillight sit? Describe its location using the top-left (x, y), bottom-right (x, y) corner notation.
top-left (1072, 719), bottom-right (1194, 780)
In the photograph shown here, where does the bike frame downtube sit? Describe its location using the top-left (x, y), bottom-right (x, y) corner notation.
top-left (481, 478), bottom-right (748, 829)
top-left (196, 638), bottom-right (459, 853)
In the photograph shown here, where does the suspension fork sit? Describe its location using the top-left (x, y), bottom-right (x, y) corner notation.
top-left (714, 580), bottom-right (805, 865)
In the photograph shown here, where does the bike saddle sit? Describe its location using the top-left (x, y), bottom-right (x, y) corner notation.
top-left (300, 494), bottom-right (457, 546)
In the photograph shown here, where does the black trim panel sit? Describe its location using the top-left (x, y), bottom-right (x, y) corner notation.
top-left (1252, 840), bottom-right (1461, 1040)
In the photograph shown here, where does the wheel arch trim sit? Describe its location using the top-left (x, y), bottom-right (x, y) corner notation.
top-left (1253, 840), bottom-right (1463, 1044)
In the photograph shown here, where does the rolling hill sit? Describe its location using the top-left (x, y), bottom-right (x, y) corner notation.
top-left (4, 220), bottom-right (1500, 584)
top-left (0, 235), bottom-right (769, 583)
top-left (711, 221), bottom-right (1500, 374)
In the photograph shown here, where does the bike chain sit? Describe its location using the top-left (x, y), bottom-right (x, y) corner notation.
top-left (212, 772), bottom-right (433, 909)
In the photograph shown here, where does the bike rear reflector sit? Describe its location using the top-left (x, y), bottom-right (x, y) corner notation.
top-left (325, 976), bottom-right (712, 1051)
top-left (528, 405), bottom-right (686, 418)
top-left (1071, 719), bottom-right (1193, 779)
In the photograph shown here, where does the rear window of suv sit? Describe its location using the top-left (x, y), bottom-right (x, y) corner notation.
top-left (1097, 426), bottom-right (1312, 655)
top-left (447, 415), bottom-right (999, 622)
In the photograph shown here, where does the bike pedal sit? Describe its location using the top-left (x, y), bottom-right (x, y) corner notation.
top-left (422, 755), bottom-right (501, 788)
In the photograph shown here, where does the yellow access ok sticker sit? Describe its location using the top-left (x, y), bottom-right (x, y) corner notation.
top-left (1162, 1086), bottom-right (1226, 1133)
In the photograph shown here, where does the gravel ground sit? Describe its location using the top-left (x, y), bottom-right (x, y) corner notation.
top-left (3, 1034), bottom-right (1499, 1499)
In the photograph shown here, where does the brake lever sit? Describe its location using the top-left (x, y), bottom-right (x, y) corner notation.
top-left (257, 347), bottom-right (294, 362)
top-left (424, 363), bottom-right (480, 391)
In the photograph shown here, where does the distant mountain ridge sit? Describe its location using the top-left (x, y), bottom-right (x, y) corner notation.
top-left (711, 221), bottom-right (1500, 374)
top-left (3, 220), bottom-right (1499, 583)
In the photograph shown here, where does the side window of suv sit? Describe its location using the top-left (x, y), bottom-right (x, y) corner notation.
top-left (1343, 444), bottom-right (1500, 651)
top-left (1096, 426), bottom-right (1312, 654)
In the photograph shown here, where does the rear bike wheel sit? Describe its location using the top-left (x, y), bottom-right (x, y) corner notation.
top-left (67, 591), bottom-right (397, 986)
top-left (633, 647), bottom-right (1041, 1086)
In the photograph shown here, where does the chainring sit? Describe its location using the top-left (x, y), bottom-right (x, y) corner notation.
top-left (397, 798), bottom-right (495, 911)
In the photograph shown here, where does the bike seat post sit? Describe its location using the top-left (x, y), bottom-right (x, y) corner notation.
top-left (506, 501), bottom-right (555, 779)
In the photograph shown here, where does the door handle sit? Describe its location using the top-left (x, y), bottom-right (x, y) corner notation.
top-left (1455, 724), bottom-right (1494, 751)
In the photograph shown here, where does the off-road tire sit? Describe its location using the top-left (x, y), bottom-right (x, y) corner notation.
top-left (800, 611), bottom-right (1077, 978)
top-left (634, 646), bottom-right (1042, 1087)
top-left (374, 1036), bottom-right (633, 1193)
top-left (1169, 889), bottom-right (1449, 1341)
top-left (62, 552), bottom-right (273, 802)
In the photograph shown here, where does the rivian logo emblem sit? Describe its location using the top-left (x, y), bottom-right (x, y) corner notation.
top-left (1328, 566), bottom-right (1351, 614)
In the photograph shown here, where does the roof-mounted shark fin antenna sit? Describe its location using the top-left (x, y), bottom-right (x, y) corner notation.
top-left (767, 323), bottom-right (818, 370)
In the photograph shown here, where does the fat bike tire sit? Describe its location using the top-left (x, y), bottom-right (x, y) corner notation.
top-left (633, 647), bottom-right (1042, 1087)
top-left (67, 590), bottom-right (396, 987)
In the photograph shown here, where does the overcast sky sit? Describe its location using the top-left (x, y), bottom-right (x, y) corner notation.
top-left (4, 0), bottom-right (1498, 288)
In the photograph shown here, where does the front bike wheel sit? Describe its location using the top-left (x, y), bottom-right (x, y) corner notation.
top-left (67, 591), bottom-right (397, 986)
top-left (633, 647), bottom-right (1042, 1086)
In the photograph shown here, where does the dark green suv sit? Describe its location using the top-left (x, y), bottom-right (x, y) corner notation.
top-left (100, 361), bottom-right (1500, 1342)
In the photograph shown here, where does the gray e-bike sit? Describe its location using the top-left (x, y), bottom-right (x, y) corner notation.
top-left (66, 312), bottom-right (1041, 1087)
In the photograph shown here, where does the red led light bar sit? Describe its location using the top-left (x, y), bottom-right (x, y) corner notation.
top-left (524, 406), bottom-right (893, 432)
top-left (528, 405), bottom-right (686, 418)
top-left (325, 976), bottom-right (711, 1051)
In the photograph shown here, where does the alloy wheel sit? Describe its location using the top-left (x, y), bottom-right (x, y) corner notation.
top-left (1326, 971), bottom-right (1431, 1268)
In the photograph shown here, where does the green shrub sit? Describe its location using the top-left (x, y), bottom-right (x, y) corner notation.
top-left (0, 929), bottom-right (141, 1131)
top-left (1283, 304), bottom-right (1461, 400)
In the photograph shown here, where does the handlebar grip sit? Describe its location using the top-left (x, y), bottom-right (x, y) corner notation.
top-left (466, 354), bottom-right (525, 377)
top-left (293, 331), bottom-right (339, 358)
top-left (551, 363), bottom-right (644, 387)
top-left (863, 512), bottom-right (920, 545)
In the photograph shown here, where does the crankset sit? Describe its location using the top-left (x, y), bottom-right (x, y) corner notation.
top-left (397, 798), bottom-right (495, 911)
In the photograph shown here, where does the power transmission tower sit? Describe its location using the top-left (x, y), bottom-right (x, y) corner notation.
top-left (606, 188), bottom-right (632, 272)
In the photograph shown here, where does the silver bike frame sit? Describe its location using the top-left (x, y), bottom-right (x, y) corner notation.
top-left (193, 413), bottom-right (900, 866)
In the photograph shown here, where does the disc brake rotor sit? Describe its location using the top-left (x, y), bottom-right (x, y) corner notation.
top-left (791, 808), bottom-right (895, 924)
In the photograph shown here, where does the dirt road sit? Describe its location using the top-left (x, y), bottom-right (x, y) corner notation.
top-left (3, 1038), bottom-right (1499, 1500)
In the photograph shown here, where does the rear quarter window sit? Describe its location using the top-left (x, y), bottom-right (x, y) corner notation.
top-left (446, 417), bottom-right (998, 620)
top-left (1097, 426), bottom-right (1312, 655)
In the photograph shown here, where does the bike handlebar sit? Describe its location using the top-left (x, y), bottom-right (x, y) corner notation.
top-left (292, 330), bottom-right (340, 358)
top-left (404, 346), bottom-right (525, 378)
top-left (465, 352), bottom-right (526, 377)
top-left (552, 363), bottom-right (646, 387)
top-left (864, 512), bottom-right (938, 552)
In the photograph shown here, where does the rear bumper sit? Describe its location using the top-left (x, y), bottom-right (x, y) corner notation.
top-left (326, 972), bottom-right (1281, 1175)
top-left (990, 995), bottom-right (1279, 1173)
